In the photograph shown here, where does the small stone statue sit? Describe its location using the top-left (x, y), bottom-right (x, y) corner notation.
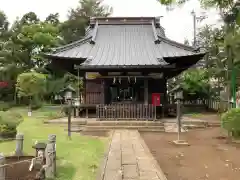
top-left (29, 150), bottom-right (45, 171)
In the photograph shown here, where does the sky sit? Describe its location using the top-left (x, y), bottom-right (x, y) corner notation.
top-left (1, 0), bottom-right (221, 43)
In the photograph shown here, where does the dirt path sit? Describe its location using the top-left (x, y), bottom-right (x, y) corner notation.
top-left (141, 128), bottom-right (240, 180)
top-left (100, 130), bottom-right (166, 180)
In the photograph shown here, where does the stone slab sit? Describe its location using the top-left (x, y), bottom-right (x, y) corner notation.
top-left (123, 165), bottom-right (138, 179)
top-left (101, 130), bottom-right (167, 180)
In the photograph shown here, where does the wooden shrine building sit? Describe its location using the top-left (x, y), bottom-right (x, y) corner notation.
top-left (46, 17), bottom-right (206, 120)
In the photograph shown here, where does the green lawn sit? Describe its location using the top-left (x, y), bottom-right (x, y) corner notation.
top-left (0, 107), bottom-right (108, 180)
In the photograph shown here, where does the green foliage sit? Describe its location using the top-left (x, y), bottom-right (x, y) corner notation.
top-left (176, 69), bottom-right (214, 100)
top-left (16, 72), bottom-right (46, 98)
top-left (0, 111), bottom-right (23, 138)
top-left (181, 69), bottom-right (209, 93)
top-left (221, 108), bottom-right (240, 138)
top-left (0, 101), bottom-right (10, 111)
top-left (0, 1), bottom-right (109, 103)
top-left (0, 124), bottom-right (17, 138)
top-left (0, 11), bottom-right (9, 38)
top-left (45, 13), bottom-right (60, 25)
top-left (61, 0), bottom-right (112, 43)
top-left (31, 95), bottom-right (43, 110)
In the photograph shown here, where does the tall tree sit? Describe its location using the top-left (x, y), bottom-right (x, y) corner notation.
top-left (45, 13), bottom-right (60, 25)
top-left (61, 0), bottom-right (112, 43)
top-left (0, 12), bottom-right (61, 102)
top-left (0, 11), bottom-right (9, 39)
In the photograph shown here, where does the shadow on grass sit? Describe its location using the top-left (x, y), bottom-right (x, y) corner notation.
top-left (55, 162), bottom-right (76, 180)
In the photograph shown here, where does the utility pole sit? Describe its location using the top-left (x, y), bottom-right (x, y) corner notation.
top-left (191, 10), bottom-right (207, 48)
top-left (191, 10), bottom-right (197, 47)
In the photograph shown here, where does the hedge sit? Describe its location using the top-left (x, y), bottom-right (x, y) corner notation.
top-left (0, 111), bottom-right (23, 138)
top-left (221, 108), bottom-right (240, 138)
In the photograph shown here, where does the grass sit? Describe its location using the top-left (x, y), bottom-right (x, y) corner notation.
top-left (0, 107), bottom-right (108, 180)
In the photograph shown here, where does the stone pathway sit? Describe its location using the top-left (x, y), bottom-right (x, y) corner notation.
top-left (102, 130), bottom-right (167, 180)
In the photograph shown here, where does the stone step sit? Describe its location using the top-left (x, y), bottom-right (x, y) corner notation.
top-left (66, 125), bottom-right (165, 132)
top-left (86, 121), bottom-right (164, 126)
top-left (84, 125), bottom-right (164, 130)
top-left (44, 120), bottom-right (87, 125)
top-left (207, 122), bottom-right (221, 127)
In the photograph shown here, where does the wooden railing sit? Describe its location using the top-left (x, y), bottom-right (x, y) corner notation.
top-left (167, 98), bottom-right (232, 112)
top-left (96, 104), bottom-right (157, 120)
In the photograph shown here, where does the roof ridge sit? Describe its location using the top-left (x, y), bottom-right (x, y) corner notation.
top-left (158, 36), bottom-right (197, 52)
top-left (151, 20), bottom-right (161, 44)
top-left (90, 21), bottom-right (99, 44)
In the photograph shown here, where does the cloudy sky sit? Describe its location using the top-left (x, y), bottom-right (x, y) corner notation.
top-left (1, 0), bottom-right (221, 43)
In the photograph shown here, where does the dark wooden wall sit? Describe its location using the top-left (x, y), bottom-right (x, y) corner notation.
top-left (85, 79), bottom-right (103, 104)
top-left (84, 78), bottom-right (167, 105)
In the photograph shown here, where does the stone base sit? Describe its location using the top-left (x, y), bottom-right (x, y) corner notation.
top-left (172, 140), bottom-right (189, 146)
top-left (164, 123), bottom-right (187, 133)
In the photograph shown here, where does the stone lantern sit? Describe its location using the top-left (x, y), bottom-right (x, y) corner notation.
top-left (169, 85), bottom-right (188, 145)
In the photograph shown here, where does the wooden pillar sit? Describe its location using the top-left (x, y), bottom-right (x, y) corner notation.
top-left (144, 79), bottom-right (148, 105)
top-left (162, 75), bottom-right (167, 118)
top-left (0, 153), bottom-right (5, 180)
top-left (83, 73), bottom-right (88, 118)
top-left (101, 79), bottom-right (105, 104)
top-left (83, 73), bottom-right (86, 104)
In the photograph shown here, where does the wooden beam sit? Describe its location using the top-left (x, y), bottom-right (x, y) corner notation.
top-left (144, 79), bottom-right (148, 105)
top-left (96, 75), bottom-right (163, 79)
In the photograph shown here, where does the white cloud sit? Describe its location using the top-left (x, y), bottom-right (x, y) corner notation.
top-left (1, 0), bottom-right (220, 43)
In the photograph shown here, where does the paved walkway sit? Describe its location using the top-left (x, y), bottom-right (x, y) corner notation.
top-left (102, 130), bottom-right (167, 180)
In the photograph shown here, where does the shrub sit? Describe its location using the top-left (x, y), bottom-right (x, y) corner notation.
top-left (221, 108), bottom-right (240, 138)
top-left (0, 124), bottom-right (17, 138)
top-left (0, 111), bottom-right (23, 138)
top-left (0, 101), bottom-right (10, 111)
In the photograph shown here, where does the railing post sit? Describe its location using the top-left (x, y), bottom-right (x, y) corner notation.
top-left (45, 135), bottom-right (56, 179)
top-left (0, 153), bottom-right (5, 180)
top-left (15, 133), bottom-right (24, 156)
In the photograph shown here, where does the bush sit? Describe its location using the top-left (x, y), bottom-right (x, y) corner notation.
top-left (0, 124), bottom-right (17, 138)
top-left (0, 101), bottom-right (10, 111)
top-left (221, 108), bottom-right (240, 138)
top-left (0, 111), bottom-right (23, 138)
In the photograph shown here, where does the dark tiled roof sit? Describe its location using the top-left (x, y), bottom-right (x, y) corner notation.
top-left (47, 17), bottom-right (204, 68)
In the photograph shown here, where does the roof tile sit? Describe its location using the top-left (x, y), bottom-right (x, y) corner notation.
top-left (48, 22), bottom-right (203, 67)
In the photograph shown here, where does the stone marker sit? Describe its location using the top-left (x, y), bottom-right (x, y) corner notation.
top-left (0, 153), bottom-right (5, 180)
top-left (45, 135), bottom-right (56, 179)
top-left (15, 133), bottom-right (24, 156)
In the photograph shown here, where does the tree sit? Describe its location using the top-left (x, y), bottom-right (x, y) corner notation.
top-left (16, 72), bottom-right (46, 110)
top-left (0, 11), bottom-right (9, 39)
top-left (19, 12), bottom-right (40, 25)
top-left (0, 11), bottom-right (62, 103)
top-left (61, 0), bottom-right (112, 43)
top-left (0, 20), bottom-right (61, 70)
top-left (45, 13), bottom-right (60, 25)
top-left (180, 69), bottom-right (213, 101)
